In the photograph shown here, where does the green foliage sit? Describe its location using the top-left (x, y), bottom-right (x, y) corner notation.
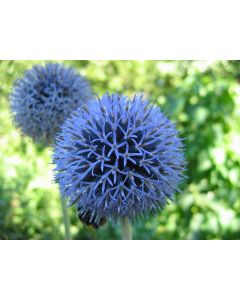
top-left (0, 60), bottom-right (240, 239)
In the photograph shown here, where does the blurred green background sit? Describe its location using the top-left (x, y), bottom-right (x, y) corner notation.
top-left (0, 60), bottom-right (240, 240)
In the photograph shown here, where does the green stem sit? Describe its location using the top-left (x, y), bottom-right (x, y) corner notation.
top-left (120, 217), bottom-right (132, 240)
top-left (60, 197), bottom-right (72, 240)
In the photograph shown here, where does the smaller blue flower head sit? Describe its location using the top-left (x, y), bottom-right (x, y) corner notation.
top-left (10, 63), bottom-right (93, 144)
top-left (53, 93), bottom-right (186, 222)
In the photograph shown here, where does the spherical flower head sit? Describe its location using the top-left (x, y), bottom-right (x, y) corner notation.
top-left (53, 93), bottom-right (186, 221)
top-left (10, 63), bottom-right (93, 144)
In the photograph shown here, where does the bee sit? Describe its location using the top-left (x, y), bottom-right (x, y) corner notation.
top-left (77, 207), bottom-right (107, 229)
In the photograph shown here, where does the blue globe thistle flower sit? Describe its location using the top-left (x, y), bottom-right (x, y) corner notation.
top-left (53, 93), bottom-right (186, 221)
top-left (10, 63), bottom-right (93, 144)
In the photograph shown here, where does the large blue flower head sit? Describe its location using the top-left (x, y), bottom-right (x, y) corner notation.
top-left (53, 93), bottom-right (186, 222)
top-left (10, 63), bottom-right (93, 144)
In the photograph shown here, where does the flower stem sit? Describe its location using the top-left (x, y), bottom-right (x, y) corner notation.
top-left (60, 197), bottom-right (72, 240)
top-left (120, 217), bottom-right (132, 240)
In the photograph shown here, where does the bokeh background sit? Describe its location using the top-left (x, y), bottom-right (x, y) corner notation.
top-left (0, 60), bottom-right (240, 240)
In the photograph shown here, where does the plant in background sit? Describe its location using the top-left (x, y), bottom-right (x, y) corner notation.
top-left (53, 93), bottom-right (186, 239)
top-left (10, 63), bottom-right (93, 145)
top-left (10, 62), bottom-right (93, 240)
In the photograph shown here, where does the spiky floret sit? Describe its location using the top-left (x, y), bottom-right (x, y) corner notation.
top-left (53, 93), bottom-right (186, 221)
top-left (10, 63), bottom-right (93, 144)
